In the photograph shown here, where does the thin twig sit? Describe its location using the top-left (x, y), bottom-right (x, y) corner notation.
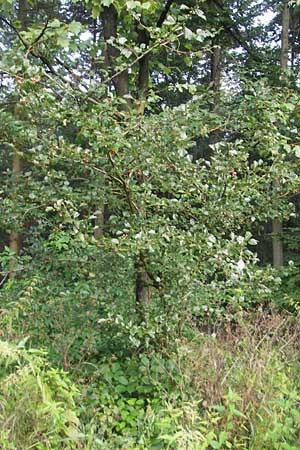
top-left (0, 273), bottom-right (8, 287)
top-left (26, 19), bottom-right (49, 52)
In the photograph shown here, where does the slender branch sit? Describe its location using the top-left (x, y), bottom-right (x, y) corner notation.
top-left (28, 19), bottom-right (49, 49)
top-left (135, 0), bottom-right (174, 104)
top-left (0, 15), bottom-right (28, 47)
top-left (107, 151), bottom-right (140, 214)
top-left (0, 16), bottom-right (57, 74)
top-left (0, 273), bottom-right (8, 288)
top-left (0, 16), bottom-right (183, 109)
top-left (222, 23), bottom-right (260, 61)
top-left (156, 0), bottom-right (175, 27)
top-left (1, 15), bottom-right (96, 95)
top-left (103, 34), bottom-right (179, 86)
top-left (54, 56), bottom-right (92, 92)
top-left (210, 0), bottom-right (261, 62)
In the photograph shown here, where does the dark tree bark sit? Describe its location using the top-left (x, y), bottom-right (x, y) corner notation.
top-left (101, 5), bottom-right (130, 101)
top-left (9, 0), bottom-right (28, 278)
top-left (272, 0), bottom-right (289, 268)
top-left (209, 44), bottom-right (222, 147)
top-left (136, 26), bottom-right (150, 114)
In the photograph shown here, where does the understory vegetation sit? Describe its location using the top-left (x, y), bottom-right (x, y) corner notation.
top-left (2, 300), bottom-right (300, 449)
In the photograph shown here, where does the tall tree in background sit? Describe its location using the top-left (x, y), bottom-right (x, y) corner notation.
top-left (9, 0), bottom-right (28, 277)
top-left (272, 0), bottom-right (289, 267)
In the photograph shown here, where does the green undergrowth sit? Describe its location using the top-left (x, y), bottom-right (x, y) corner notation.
top-left (1, 311), bottom-right (300, 449)
top-left (0, 340), bottom-right (81, 449)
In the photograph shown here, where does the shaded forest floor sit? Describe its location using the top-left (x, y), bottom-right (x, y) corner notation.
top-left (1, 302), bottom-right (300, 449)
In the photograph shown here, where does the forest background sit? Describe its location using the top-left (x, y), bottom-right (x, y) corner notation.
top-left (1, 0), bottom-right (300, 448)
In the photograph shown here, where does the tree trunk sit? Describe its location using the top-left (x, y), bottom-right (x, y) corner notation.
top-left (272, 216), bottom-right (283, 267)
top-left (101, 5), bottom-right (151, 309)
top-left (102, 5), bottom-right (130, 101)
top-left (136, 26), bottom-right (150, 114)
top-left (101, 3), bottom-right (174, 310)
top-left (135, 265), bottom-right (151, 308)
top-left (9, 0), bottom-right (28, 278)
top-left (95, 6), bottom-right (130, 242)
top-left (9, 150), bottom-right (22, 257)
top-left (134, 1), bottom-right (174, 307)
top-left (211, 46), bottom-right (221, 99)
top-left (209, 45), bottom-right (221, 147)
top-left (134, 24), bottom-right (152, 308)
top-left (94, 208), bottom-right (105, 239)
top-left (272, 0), bottom-right (289, 268)
top-left (280, 0), bottom-right (289, 70)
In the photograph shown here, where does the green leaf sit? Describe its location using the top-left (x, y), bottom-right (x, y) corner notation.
top-left (126, 0), bottom-right (140, 9)
top-left (118, 376), bottom-right (129, 385)
top-left (164, 15), bottom-right (176, 25)
top-left (248, 238), bottom-right (257, 245)
top-left (184, 27), bottom-right (194, 40)
top-left (184, 56), bottom-right (193, 67)
top-left (65, 426), bottom-right (80, 439)
top-left (294, 145), bottom-right (300, 158)
top-left (120, 48), bottom-right (132, 58)
top-left (68, 21), bottom-right (82, 35)
top-left (57, 33), bottom-right (70, 48)
top-left (48, 19), bottom-right (61, 28)
top-left (92, 5), bottom-right (101, 18)
top-left (65, 409), bottom-right (80, 425)
top-left (101, 0), bottom-right (114, 6)
top-left (141, 1), bottom-right (151, 9)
